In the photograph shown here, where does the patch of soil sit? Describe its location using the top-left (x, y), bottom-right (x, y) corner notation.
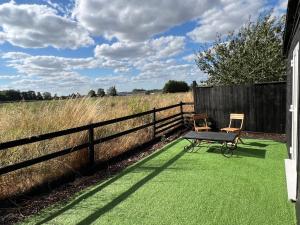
top-left (241, 131), bottom-right (286, 142)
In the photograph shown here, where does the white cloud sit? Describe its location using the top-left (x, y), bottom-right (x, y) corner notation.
top-left (73, 0), bottom-right (265, 44)
top-left (1, 52), bottom-right (94, 93)
top-left (73, 0), bottom-right (219, 42)
top-left (94, 36), bottom-right (185, 60)
top-left (131, 60), bottom-right (205, 84)
top-left (95, 42), bottom-right (146, 60)
top-left (93, 36), bottom-right (186, 75)
top-left (0, 74), bottom-right (22, 80)
top-left (11, 73), bottom-right (90, 93)
top-left (1, 45), bottom-right (205, 94)
top-left (2, 52), bottom-right (95, 77)
top-left (2, 52), bottom-right (31, 59)
top-left (93, 35), bottom-right (205, 86)
top-left (95, 75), bottom-right (128, 84)
top-left (272, 0), bottom-right (288, 18)
top-left (1, 50), bottom-right (138, 93)
top-left (183, 54), bottom-right (196, 62)
top-left (0, 1), bottom-right (93, 49)
top-left (4, 35), bottom-right (185, 79)
top-left (188, 0), bottom-right (263, 42)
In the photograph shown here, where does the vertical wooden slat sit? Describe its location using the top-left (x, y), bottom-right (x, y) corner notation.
top-left (192, 81), bottom-right (197, 113)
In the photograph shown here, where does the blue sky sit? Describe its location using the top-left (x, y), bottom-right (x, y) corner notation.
top-left (0, 0), bottom-right (287, 95)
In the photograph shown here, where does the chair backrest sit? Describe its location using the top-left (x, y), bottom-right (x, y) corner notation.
top-left (229, 113), bottom-right (244, 129)
top-left (193, 113), bottom-right (208, 127)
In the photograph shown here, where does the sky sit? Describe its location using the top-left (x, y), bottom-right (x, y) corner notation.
top-left (0, 0), bottom-right (288, 95)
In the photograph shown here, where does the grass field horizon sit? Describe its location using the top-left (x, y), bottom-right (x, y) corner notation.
top-left (0, 92), bottom-right (193, 199)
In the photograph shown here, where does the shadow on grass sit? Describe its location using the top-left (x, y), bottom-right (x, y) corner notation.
top-left (133, 166), bottom-right (181, 171)
top-left (35, 139), bottom-right (183, 225)
top-left (207, 146), bottom-right (266, 158)
top-left (243, 142), bottom-right (268, 148)
top-left (75, 146), bottom-right (186, 225)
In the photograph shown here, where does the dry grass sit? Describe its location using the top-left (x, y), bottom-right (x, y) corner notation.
top-left (0, 92), bottom-right (193, 199)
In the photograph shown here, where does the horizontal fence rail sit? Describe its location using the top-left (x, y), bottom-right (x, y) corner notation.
top-left (0, 102), bottom-right (194, 175)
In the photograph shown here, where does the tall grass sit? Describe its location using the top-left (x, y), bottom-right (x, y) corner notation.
top-left (0, 92), bottom-right (193, 199)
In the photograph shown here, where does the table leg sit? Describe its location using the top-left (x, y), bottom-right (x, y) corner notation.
top-left (221, 142), bottom-right (236, 157)
top-left (184, 139), bottom-right (201, 152)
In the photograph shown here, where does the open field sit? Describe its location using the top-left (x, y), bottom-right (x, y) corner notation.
top-left (0, 92), bottom-right (193, 199)
top-left (21, 138), bottom-right (295, 225)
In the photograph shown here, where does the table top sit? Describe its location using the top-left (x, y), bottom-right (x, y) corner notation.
top-left (182, 131), bottom-right (238, 142)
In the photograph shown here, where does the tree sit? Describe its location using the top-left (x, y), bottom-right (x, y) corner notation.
top-left (36, 92), bottom-right (43, 100)
top-left (107, 86), bottom-right (117, 96)
top-left (28, 91), bottom-right (36, 100)
top-left (88, 90), bottom-right (96, 97)
top-left (163, 80), bottom-right (190, 93)
top-left (97, 88), bottom-right (105, 97)
top-left (0, 90), bottom-right (22, 101)
top-left (20, 91), bottom-right (29, 100)
top-left (69, 93), bottom-right (76, 99)
top-left (42, 92), bottom-right (52, 100)
top-left (53, 94), bottom-right (59, 100)
top-left (195, 12), bottom-right (286, 85)
top-left (21, 91), bottom-right (36, 100)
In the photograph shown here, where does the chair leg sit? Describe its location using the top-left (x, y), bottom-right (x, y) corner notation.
top-left (238, 137), bottom-right (244, 144)
top-left (221, 142), bottom-right (234, 157)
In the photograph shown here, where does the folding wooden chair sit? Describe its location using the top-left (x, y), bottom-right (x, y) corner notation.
top-left (221, 113), bottom-right (244, 144)
top-left (193, 113), bottom-right (211, 132)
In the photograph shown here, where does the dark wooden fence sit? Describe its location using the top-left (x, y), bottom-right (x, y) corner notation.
top-left (0, 102), bottom-right (194, 176)
top-left (193, 82), bottom-right (286, 133)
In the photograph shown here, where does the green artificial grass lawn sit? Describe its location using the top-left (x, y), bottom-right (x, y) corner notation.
top-left (21, 138), bottom-right (295, 225)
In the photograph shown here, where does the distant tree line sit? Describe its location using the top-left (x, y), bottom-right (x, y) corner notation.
top-left (0, 90), bottom-right (53, 102)
top-left (0, 81), bottom-right (192, 102)
top-left (132, 89), bottom-right (146, 93)
top-left (88, 86), bottom-right (118, 97)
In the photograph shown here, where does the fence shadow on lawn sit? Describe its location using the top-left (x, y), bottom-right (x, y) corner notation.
top-left (34, 139), bottom-right (185, 225)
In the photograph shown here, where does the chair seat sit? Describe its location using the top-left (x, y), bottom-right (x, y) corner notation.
top-left (220, 127), bottom-right (240, 132)
top-left (195, 126), bottom-right (211, 131)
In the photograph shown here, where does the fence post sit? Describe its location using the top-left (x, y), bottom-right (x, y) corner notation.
top-left (192, 81), bottom-right (197, 113)
top-left (88, 126), bottom-right (94, 167)
top-left (152, 108), bottom-right (156, 139)
top-left (180, 101), bottom-right (184, 125)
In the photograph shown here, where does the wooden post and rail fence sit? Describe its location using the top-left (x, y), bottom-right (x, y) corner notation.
top-left (0, 102), bottom-right (194, 176)
top-left (0, 81), bottom-right (287, 180)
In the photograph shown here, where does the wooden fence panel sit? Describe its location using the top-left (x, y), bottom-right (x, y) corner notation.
top-left (193, 82), bottom-right (286, 133)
